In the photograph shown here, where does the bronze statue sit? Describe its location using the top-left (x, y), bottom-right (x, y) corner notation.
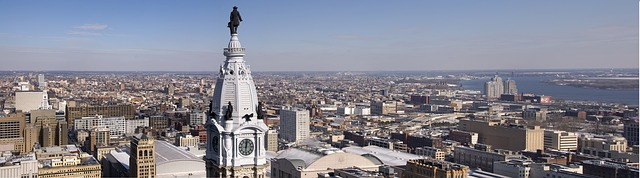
top-left (228, 6), bottom-right (242, 35)
top-left (256, 102), bottom-right (264, 120)
top-left (224, 101), bottom-right (233, 120)
top-left (242, 113), bottom-right (254, 122)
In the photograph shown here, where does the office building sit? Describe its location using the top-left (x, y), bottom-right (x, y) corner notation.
top-left (528, 164), bottom-right (584, 178)
top-left (34, 145), bottom-right (100, 178)
top-left (280, 108), bottom-right (310, 143)
top-left (0, 153), bottom-right (38, 178)
top-left (65, 105), bottom-right (135, 129)
top-left (175, 134), bottom-right (199, 147)
top-left (93, 146), bottom-right (115, 162)
top-left (354, 106), bottom-right (371, 116)
top-left (15, 91), bottom-right (51, 112)
top-left (265, 129), bottom-right (278, 152)
top-left (0, 112), bottom-right (26, 152)
top-left (492, 159), bottom-right (532, 178)
top-left (189, 111), bottom-right (206, 126)
top-left (453, 145), bottom-right (521, 173)
top-left (165, 83), bottom-right (175, 96)
top-left (484, 75), bottom-right (504, 99)
top-left (37, 153), bottom-right (101, 178)
top-left (89, 127), bottom-right (110, 153)
top-left (403, 159), bottom-right (469, 178)
top-left (414, 146), bottom-right (445, 161)
top-left (24, 124), bottom-right (39, 152)
top-left (370, 100), bottom-right (397, 115)
top-left (582, 160), bottom-right (639, 178)
top-left (126, 117), bottom-right (149, 135)
top-left (544, 130), bottom-right (578, 151)
top-left (0, 112), bottom-right (25, 139)
top-left (37, 74), bottom-right (47, 88)
top-left (410, 95), bottom-right (429, 105)
top-left (74, 115), bottom-right (126, 137)
top-left (623, 119), bottom-right (639, 145)
top-left (503, 78), bottom-right (518, 94)
top-left (448, 130), bottom-right (479, 146)
top-left (130, 133), bottom-right (156, 177)
top-left (149, 115), bottom-right (168, 130)
top-left (577, 134), bottom-right (637, 162)
top-left (458, 119), bottom-right (544, 151)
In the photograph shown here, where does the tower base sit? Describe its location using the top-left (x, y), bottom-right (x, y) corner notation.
top-left (206, 159), bottom-right (268, 178)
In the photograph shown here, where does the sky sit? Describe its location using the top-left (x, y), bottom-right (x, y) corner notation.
top-left (0, 0), bottom-right (638, 72)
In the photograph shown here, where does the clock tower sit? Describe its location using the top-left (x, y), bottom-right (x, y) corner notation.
top-left (205, 17), bottom-right (268, 177)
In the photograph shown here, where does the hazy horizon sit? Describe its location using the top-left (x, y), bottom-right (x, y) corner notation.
top-left (1, 1), bottom-right (638, 71)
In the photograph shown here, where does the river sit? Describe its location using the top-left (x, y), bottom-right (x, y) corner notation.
top-left (459, 76), bottom-right (639, 105)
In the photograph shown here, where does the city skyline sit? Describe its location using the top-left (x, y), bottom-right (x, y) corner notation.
top-left (1, 0), bottom-right (638, 71)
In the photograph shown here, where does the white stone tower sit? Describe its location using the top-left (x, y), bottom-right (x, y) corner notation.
top-left (205, 33), bottom-right (269, 178)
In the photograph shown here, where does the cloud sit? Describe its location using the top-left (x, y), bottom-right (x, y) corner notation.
top-left (67, 31), bottom-right (102, 36)
top-left (74, 24), bottom-right (108, 30)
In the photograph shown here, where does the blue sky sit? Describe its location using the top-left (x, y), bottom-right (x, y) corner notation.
top-left (0, 0), bottom-right (637, 71)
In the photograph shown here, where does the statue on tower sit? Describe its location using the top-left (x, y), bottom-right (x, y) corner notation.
top-left (224, 101), bottom-right (233, 120)
top-left (228, 6), bottom-right (242, 35)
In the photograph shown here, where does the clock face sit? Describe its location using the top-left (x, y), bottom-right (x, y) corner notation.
top-left (211, 135), bottom-right (219, 153)
top-left (238, 139), bottom-right (254, 156)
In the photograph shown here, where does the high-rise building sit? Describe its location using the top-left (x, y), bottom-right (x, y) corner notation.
top-left (55, 120), bottom-right (68, 146)
top-left (89, 127), bottom-right (110, 153)
top-left (0, 112), bottom-right (26, 152)
top-left (403, 159), bottom-right (469, 178)
top-left (544, 130), bottom-right (578, 151)
top-left (149, 115), bottom-right (168, 130)
top-left (0, 112), bottom-right (25, 139)
top-left (458, 119), bottom-right (544, 151)
top-left (24, 124), bottom-right (39, 152)
top-left (503, 78), bottom-right (518, 94)
top-left (204, 31), bottom-right (268, 177)
top-left (189, 111), bottom-right (206, 126)
top-left (623, 119), bottom-right (639, 146)
top-left (484, 75), bottom-right (504, 99)
top-left (29, 110), bottom-right (68, 147)
top-left (126, 117), bottom-right (149, 135)
top-left (265, 129), bottom-right (278, 152)
top-left (165, 83), bottom-right (175, 96)
top-left (130, 133), bottom-right (156, 177)
top-left (74, 115), bottom-right (126, 137)
top-left (65, 105), bottom-right (135, 129)
top-left (280, 108), bottom-right (310, 143)
top-left (37, 74), bottom-right (47, 88)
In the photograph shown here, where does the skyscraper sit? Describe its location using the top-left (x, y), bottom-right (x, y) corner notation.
top-left (504, 78), bottom-right (518, 94)
top-left (130, 133), bottom-right (156, 177)
top-left (280, 108), bottom-right (310, 144)
top-left (484, 75), bottom-right (504, 99)
top-left (204, 29), bottom-right (268, 177)
top-left (0, 112), bottom-right (26, 152)
top-left (37, 74), bottom-right (46, 88)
